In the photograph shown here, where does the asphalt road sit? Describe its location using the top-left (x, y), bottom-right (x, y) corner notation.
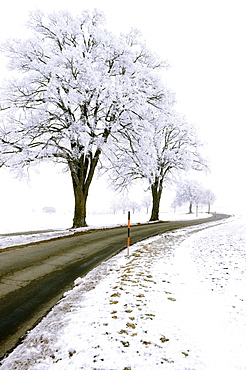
top-left (0, 213), bottom-right (229, 359)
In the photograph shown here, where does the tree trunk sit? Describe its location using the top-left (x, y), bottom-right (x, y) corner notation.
top-left (208, 202), bottom-right (211, 213)
top-left (189, 202), bottom-right (193, 214)
top-left (72, 179), bottom-right (88, 228)
top-left (149, 179), bottom-right (162, 221)
top-left (69, 147), bottom-right (102, 228)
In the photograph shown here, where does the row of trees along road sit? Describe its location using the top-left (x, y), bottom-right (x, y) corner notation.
top-left (0, 10), bottom-right (207, 228)
top-left (172, 179), bottom-right (216, 214)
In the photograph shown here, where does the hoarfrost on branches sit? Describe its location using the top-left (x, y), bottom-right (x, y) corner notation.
top-left (0, 9), bottom-right (169, 227)
top-left (104, 105), bottom-right (207, 221)
top-left (172, 179), bottom-right (215, 214)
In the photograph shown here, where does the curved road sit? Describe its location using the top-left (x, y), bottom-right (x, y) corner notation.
top-left (0, 213), bottom-right (229, 358)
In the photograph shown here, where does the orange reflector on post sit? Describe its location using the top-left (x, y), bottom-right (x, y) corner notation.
top-left (127, 211), bottom-right (130, 255)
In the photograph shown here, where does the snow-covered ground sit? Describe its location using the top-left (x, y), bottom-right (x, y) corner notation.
top-left (1, 213), bottom-right (246, 369)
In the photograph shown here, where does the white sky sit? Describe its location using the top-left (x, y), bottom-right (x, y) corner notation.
top-left (0, 0), bottom-right (245, 214)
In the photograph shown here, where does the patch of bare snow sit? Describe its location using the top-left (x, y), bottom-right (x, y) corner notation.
top-left (170, 215), bottom-right (246, 370)
top-left (2, 215), bottom-right (244, 370)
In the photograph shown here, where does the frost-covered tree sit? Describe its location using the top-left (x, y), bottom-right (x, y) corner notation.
top-left (118, 195), bottom-right (130, 215)
top-left (202, 188), bottom-right (216, 213)
top-left (104, 107), bottom-right (206, 221)
top-left (173, 179), bottom-right (205, 214)
top-left (142, 195), bottom-right (152, 214)
top-left (129, 200), bottom-right (140, 214)
top-left (0, 9), bottom-right (167, 227)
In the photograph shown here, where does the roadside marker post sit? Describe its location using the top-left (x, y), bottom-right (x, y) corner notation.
top-left (127, 211), bottom-right (130, 256)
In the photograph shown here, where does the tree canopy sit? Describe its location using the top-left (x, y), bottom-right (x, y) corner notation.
top-left (0, 9), bottom-right (170, 227)
top-left (104, 106), bottom-right (206, 220)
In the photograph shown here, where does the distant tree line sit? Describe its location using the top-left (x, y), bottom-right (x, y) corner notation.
top-left (172, 179), bottom-right (216, 214)
top-left (0, 9), bottom-right (208, 228)
top-left (110, 195), bottom-right (152, 215)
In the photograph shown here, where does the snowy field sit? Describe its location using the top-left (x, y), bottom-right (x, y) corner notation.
top-left (1, 214), bottom-right (246, 369)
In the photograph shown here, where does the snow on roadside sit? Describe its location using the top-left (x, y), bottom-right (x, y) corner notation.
top-left (0, 212), bottom-right (210, 250)
top-left (2, 215), bottom-right (245, 370)
top-left (171, 216), bottom-right (246, 370)
top-left (0, 229), bottom-right (75, 250)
